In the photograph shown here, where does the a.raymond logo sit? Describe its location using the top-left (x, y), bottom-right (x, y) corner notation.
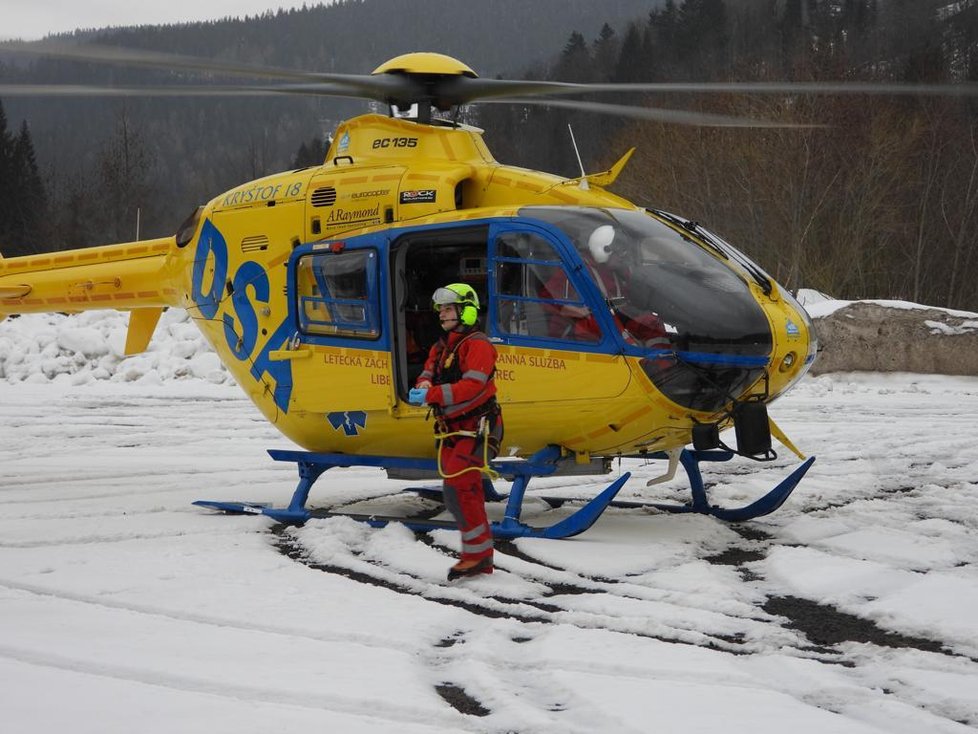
top-left (325, 204), bottom-right (381, 226)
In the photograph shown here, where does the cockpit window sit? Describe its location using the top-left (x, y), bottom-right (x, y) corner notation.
top-left (519, 206), bottom-right (773, 411)
top-left (493, 230), bottom-right (601, 343)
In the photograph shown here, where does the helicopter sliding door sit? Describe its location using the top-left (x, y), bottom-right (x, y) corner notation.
top-left (283, 234), bottom-right (393, 416)
top-left (388, 220), bottom-right (631, 409)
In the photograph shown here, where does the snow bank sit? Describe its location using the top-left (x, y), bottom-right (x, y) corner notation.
top-left (796, 291), bottom-right (978, 376)
top-left (0, 309), bottom-right (232, 385)
top-left (798, 289), bottom-right (978, 321)
top-left (2, 293), bottom-right (977, 383)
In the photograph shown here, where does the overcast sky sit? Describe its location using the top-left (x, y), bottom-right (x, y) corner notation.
top-left (1, 1), bottom-right (332, 41)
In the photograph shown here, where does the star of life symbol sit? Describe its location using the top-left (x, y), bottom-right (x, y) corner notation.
top-left (327, 411), bottom-right (367, 436)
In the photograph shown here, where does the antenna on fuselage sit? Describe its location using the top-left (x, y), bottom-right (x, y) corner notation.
top-left (567, 124), bottom-right (589, 191)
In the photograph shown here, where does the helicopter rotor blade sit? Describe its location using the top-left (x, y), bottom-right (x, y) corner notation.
top-left (479, 97), bottom-right (823, 128)
top-left (0, 40), bottom-right (422, 101)
top-left (1, 40), bottom-right (334, 83)
top-left (451, 77), bottom-right (978, 100)
top-left (0, 81), bottom-right (414, 100)
top-left (538, 79), bottom-right (978, 98)
top-left (0, 80), bottom-right (812, 126)
top-left (3, 41), bottom-right (976, 118)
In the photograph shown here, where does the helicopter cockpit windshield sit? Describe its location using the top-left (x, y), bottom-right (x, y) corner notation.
top-left (521, 206), bottom-right (773, 412)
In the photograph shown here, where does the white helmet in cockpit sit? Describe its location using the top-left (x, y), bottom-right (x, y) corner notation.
top-left (587, 224), bottom-right (615, 264)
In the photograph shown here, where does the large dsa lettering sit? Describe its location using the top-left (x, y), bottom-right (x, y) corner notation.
top-left (191, 219), bottom-right (294, 412)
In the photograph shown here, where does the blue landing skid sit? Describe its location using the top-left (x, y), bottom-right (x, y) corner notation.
top-left (413, 450), bottom-right (815, 523)
top-left (635, 450), bottom-right (816, 522)
top-left (193, 447), bottom-right (815, 537)
top-left (194, 445), bottom-right (630, 540)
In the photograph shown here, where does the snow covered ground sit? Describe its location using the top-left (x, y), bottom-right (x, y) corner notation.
top-left (1, 310), bottom-right (977, 732)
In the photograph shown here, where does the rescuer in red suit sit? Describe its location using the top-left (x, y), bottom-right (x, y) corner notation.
top-left (408, 283), bottom-right (503, 581)
top-left (543, 225), bottom-right (670, 349)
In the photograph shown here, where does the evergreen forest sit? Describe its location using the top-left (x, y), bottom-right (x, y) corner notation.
top-left (2, 0), bottom-right (978, 310)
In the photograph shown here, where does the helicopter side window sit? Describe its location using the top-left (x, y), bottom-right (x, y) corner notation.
top-left (493, 231), bottom-right (598, 343)
top-left (295, 250), bottom-right (380, 339)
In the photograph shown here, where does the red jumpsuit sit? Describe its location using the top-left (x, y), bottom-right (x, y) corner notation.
top-left (542, 259), bottom-right (622, 341)
top-left (543, 258), bottom-right (669, 348)
top-left (416, 328), bottom-right (501, 563)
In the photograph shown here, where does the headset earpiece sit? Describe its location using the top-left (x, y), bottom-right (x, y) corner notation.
top-left (460, 304), bottom-right (478, 326)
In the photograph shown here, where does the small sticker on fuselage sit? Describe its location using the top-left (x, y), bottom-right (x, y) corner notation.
top-left (400, 189), bottom-right (436, 204)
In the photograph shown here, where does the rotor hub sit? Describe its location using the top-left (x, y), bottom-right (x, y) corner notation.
top-left (371, 52), bottom-right (478, 79)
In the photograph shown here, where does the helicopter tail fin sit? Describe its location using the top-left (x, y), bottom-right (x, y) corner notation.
top-left (124, 307), bottom-right (164, 355)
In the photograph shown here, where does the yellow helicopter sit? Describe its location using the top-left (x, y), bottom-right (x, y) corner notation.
top-left (4, 45), bottom-right (939, 538)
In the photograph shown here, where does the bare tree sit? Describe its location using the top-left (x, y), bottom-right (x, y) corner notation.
top-left (96, 106), bottom-right (157, 243)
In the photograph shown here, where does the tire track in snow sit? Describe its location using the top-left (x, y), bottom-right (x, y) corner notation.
top-left (0, 525), bottom-right (248, 548)
top-left (0, 642), bottom-right (477, 732)
top-left (0, 576), bottom-right (417, 654)
top-left (275, 526), bottom-right (802, 655)
top-left (280, 525), bottom-right (978, 731)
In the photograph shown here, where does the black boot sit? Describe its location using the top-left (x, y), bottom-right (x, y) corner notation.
top-left (447, 556), bottom-right (493, 581)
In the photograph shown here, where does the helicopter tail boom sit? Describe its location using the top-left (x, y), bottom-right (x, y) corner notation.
top-left (0, 237), bottom-right (180, 317)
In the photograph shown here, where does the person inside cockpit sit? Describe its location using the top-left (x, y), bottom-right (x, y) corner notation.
top-left (543, 225), bottom-right (669, 350)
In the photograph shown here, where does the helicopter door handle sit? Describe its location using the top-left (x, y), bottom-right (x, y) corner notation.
top-left (269, 348), bottom-right (312, 361)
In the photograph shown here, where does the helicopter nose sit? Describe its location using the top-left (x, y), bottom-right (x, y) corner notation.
top-left (765, 288), bottom-right (819, 401)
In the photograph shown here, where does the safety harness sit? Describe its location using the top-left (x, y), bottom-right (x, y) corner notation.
top-left (429, 330), bottom-right (502, 480)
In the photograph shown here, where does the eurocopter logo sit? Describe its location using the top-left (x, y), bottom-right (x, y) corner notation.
top-left (337, 132), bottom-right (350, 153)
top-left (327, 411), bottom-right (367, 436)
top-left (786, 319), bottom-right (800, 336)
top-left (400, 189), bottom-right (436, 204)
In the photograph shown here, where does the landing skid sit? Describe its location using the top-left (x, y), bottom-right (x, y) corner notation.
top-left (642, 450), bottom-right (815, 522)
top-left (194, 446), bottom-right (814, 537)
top-left (531, 451), bottom-right (815, 522)
top-left (194, 445), bottom-right (628, 540)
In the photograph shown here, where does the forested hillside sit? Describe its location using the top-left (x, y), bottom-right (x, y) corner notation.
top-left (2, 0), bottom-right (978, 310)
top-left (0, 0), bottom-right (654, 253)
top-left (481, 0), bottom-right (978, 310)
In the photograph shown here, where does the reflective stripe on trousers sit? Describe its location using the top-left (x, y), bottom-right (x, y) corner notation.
top-left (439, 430), bottom-right (493, 561)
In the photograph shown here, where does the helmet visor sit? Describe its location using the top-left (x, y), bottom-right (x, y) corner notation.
top-left (432, 287), bottom-right (462, 306)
